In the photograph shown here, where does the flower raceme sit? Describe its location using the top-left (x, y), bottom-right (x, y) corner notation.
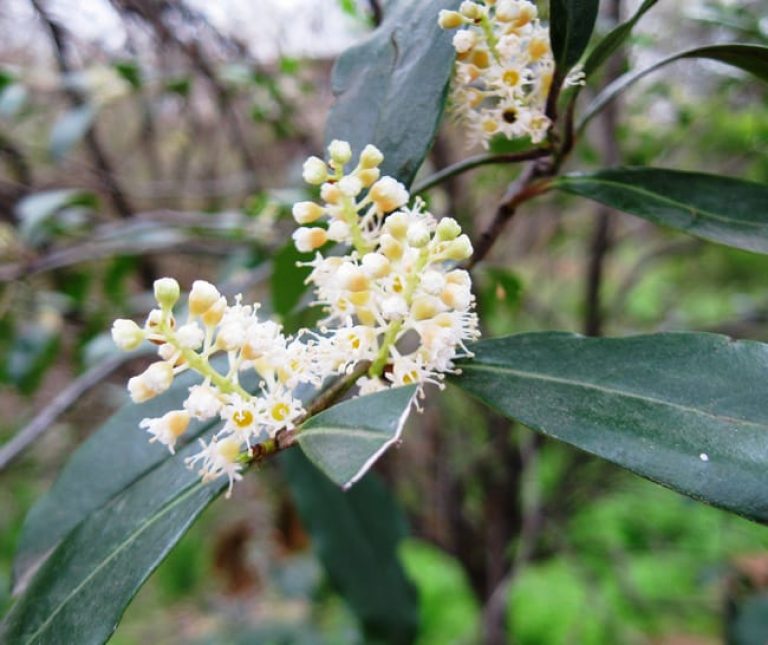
top-left (439, 0), bottom-right (582, 149)
top-left (112, 141), bottom-right (480, 494)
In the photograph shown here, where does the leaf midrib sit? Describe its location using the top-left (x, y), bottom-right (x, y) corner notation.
top-left (460, 362), bottom-right (768, 430)
top-left (23, 480), bottom-right (206, 643)
top-left (562, 176), bottom-right (767, 229)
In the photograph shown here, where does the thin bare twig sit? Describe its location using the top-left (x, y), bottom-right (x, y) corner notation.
top-left (411, 148), bottom-right (552, 195)
top-left (0, 354), bottom-right (135, 471)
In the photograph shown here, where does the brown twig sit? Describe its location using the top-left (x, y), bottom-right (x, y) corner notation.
top-left (465, 162), bottom-right (553, 270)
top-left (246, 360), bottom-right (373, 464)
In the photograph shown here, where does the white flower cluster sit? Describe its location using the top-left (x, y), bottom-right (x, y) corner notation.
top-left (292, 140), bottom-right (480, 395)
top-left (112, 141), bottom-right (479, 494)
top-left (438, 0), bottom-right (555, 148)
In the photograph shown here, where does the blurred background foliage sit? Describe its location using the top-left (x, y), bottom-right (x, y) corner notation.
top-left (1, 0), bottom-right (768, 642)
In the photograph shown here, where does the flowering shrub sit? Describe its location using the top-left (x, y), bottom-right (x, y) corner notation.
top-left (111, 142), bottom-right (478, 494)
top-left (5, 1), bottom-right (768, 643)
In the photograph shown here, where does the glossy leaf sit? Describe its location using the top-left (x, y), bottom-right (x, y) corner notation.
top-left (280, 450), bottom-right (419, 643)
top-left (582, 0), bottom-right (659, 78)
top-left (11, 365), bottom-right (242, 594)
top-left (549, 0), bottom-right (600, 72)
top-left (451, 332), bottom-right (768, 523)
top-left (325, 0), bottom-right (460, 186)
top-left (580, 44), bottom-right (768, 130)
top-left (297, 385), bottom-right (416, 489)
top-left (49, 104), bottom-right (95, 161)
top-left (555, 167), bottom-right (768, 253)
top-left (1, 439), bottom-right (225, 644)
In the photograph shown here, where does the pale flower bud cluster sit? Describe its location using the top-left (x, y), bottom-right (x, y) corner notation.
top-left (295, 141), bottom-right (480, 395)
top-left (438, 0), bottom-right (555, 148)
top-left (113, 143), bottom-right (480, 494)
top-left (112, 278), bottom-right (357, 495)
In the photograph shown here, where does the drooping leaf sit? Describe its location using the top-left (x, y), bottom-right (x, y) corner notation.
top-left (549, 0), bottom-right (600, 73)
top-left (325, 0), bottom-right (460, 186)
top-left (580, 44), bottom-right (768, 130)
top-left (451, 332), bottom-right (768, 523)
top-left (1, 439), bottom-right (225, 645)
top-left (297, 385), bottom-right (416, 489)
top-left (280, 450), bottom-right (420, 644)
top-left (554, 167), bottom-right (768, 253)
top-left (582, 0), bottom-right (659, 78)
top-left (15, 188), bottom-right (98, 246)
top-left (49, 104), bottom-right (95, 161)
top-left (11, 365), bottom-right (241, 593)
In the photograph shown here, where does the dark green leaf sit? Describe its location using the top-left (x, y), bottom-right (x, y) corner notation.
top-left (270, 241), bottom-right (313, 319)
top-left (1, 439), bottom-right (225, 645)
top-left (325, 0), bottom-right (460, 186)
top-left (4, 322), bottom-right (60, 395)
top-left (549, 0), bottom-right (600, 72)
top-left (297, 385), bottom-right (416, 489)
top-left (580, 44), bottom-right (768, 131)
top-left (582, 0), bottom-right (659, 78)
top-left (49, 104), bottom-right (95, 162)
top-left (280, 450), bottom-right (419, 644)
top-left (451, 332), bottom-right (768, 523)
top-left (11, 365), bottom-right (244, 593)
top-left (555, 167), bottom-right (768, 253)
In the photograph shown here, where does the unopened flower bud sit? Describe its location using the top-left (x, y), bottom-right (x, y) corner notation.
top-left (339, 175), bottom-right (363, 197)
top-left (383, 211), bottom-right (409, 239)
top-left (128, 361), bottom-right (174, 402)
top-left (407, 221), bottom-right (431, 248)
top-left (370, 177), bottom-right (409, 213)
top-left (382, 295), bottom-right (408, 320)
top-left (445, 234), bottom-right (474, 261)
top-left (302, 156), bottom-right (328, 185)
top-left (320, 182), bottom-right (342, 205)
top-left (452, 30), bottom-right (478, 54)
top-left (441, 283), bottom-right (472, 310)
top-left (292, 201), bottom-right (325, 225)
top-left (201, 296), bottom-right (227, 328)
top-left (459, 1), bottom-right (483, 20)
top-left (411, 295), bottom-right (442, 321)
top-left (111, 319), bottom-right (145, 351)
top-left (293, 226), bottom-right (328, 253)
top-left (359, 144), bottom-right (384, 169)
top-left (328, 139), bottom-right (352, 167)
top-left (337, 263), bottom-right (370, 292)
top-left (327, 220), bottom-right (351, 242)
top-left (436, 217), bottom-right (462, 241)
top-left (189, 280), bottom-right (221, 316)
top-left (154, 277), bottom-right (180, 310)
top-left (361, 252), bottom-right (390, 278)
top-left (379, 233), bottom-right (403, 261)
top-left (355, 168), bottom-right (380, 187)
top-left (420, 270), bottom-right (446, 295)
top-left (176, 322), bottom-right (204, 349)
top-left (438, 9), bottom-right (464, 29)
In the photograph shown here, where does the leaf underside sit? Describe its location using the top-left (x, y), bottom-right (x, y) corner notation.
top-left (556, 167), bottom-right (768, 253)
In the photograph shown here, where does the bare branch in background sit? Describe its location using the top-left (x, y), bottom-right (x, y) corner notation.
top-left (0, 354), bottom-right (132, 472)
top-left (29, 0), bottom-right (156, 286)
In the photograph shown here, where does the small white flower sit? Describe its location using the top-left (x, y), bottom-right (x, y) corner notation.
top-left (369, 177), bottom-right (409, 213)
top-left (338, 175), bottom-right (363, 197)
top-left (184, 384), bottom-right (223, 420)
top-left (176, 322), bottom-right (205, 349)
top-left (381, 295), bottom-right (408, 320)
top-left (140, 410), bottom-right (190, 453)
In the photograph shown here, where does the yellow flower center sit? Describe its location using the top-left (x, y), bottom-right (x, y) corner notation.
top-left (233, 409), bottom-right (254, 429)
top-left (271, 402), bottom-right (290, 422)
